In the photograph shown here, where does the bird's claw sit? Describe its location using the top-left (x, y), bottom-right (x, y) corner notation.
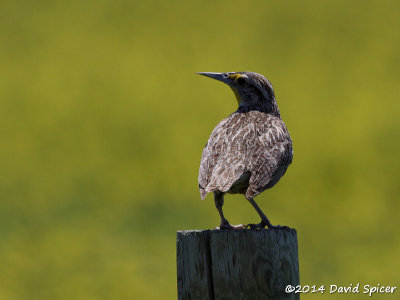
top-left (245, 223), bottom-right (265, 229)
top-left (268, 224), bottom-right (291, 230)
top-left (245, 223), bottom-right (291, 230)
top-left (215, 224), bottom-right (245, 230)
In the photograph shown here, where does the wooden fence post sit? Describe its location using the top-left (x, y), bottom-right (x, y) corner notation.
top-left (177, 229), bottom-right (299, 300)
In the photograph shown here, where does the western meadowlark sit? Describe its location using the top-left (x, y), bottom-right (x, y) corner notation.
top-left (198, 72), bottom-right (293, 230)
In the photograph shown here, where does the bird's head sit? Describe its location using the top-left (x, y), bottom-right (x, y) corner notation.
top-left (197, 71), bottom-right (280, 117)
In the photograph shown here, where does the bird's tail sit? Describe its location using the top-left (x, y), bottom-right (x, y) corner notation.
top-left (199, 184), bottom-right (208, 200)
top-left (200, 189), bottom-right (207, 200)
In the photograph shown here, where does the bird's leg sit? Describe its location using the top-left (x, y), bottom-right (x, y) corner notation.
top-left (214, 192), bottom-right (244, 230)
top-left (245, 198), bottom-right (289, 230)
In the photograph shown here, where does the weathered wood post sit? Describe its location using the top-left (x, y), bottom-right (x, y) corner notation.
top-left (177, 229), bottom-right (299, 300)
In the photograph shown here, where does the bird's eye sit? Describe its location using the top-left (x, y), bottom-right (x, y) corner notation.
top-left (223, 73), bottom-right (229, 78)
top-left (236, 77), bottom-right (246, 85)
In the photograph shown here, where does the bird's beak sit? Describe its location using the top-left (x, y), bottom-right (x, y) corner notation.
top-left (197, 72), bottom-right (231, 85)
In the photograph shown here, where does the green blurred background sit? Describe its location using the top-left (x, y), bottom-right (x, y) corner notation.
top-left (1, 0), bottom-right (399, 299)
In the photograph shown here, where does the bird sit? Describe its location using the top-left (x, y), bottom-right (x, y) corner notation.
top-left (198, 71), bottom-right (293, 230)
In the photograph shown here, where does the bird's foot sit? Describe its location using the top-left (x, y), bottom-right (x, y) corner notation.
top-left (245, 222), bottom-right (290, 230)
top-left (215, 221), bottom-right (245, 230)
top-left (267, 224), bottom-right (291, 230)
top-left (245, 223), bottom-right (265, 229)
top-left (230, 224), bottom-right (245, 229)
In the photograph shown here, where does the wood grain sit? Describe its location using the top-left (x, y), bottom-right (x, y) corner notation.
top-left (177, 229), bottom-right (299, 300)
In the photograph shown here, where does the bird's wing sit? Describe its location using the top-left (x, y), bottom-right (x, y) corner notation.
top-left (198, 142), bottom-right (217, 199)
top-left (246, 116), bottom-right (292, 199)
top-left (198, 114), bottom-right (247, 199)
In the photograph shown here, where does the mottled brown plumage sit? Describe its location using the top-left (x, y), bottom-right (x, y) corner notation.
top-left (198, 71), bottom-right (293, 230)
